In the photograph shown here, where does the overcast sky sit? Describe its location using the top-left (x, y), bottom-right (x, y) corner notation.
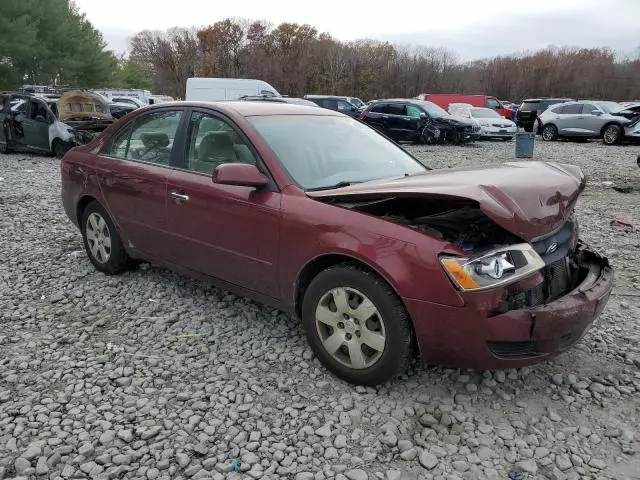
top-left (75, 0), bottom-right (639, 60)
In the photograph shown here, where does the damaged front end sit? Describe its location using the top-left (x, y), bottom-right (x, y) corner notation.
top-left (57, 90), bottom-right (114, 143)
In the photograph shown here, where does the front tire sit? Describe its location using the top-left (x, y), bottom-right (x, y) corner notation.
top-left (602, 124), bottom-right (622, 145)
top-left (301, 264), bottom-right (413, 385)
top-left (81, 201), bottom-right (134, 275)
top-left (542, 124), bottom-right (558, 141)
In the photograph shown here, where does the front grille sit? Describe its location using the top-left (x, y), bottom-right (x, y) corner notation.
top-left (544, 257), bottom-right (571, 300)
top-left (492, 123), bottom-right (506, 128)
top-left (497, 256), bottom-right (573, 313)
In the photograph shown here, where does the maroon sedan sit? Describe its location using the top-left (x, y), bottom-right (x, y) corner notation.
top-left (61, 101), bottom-right (613, 385)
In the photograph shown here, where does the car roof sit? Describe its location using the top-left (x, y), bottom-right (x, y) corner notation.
top-left (141, 100), bottom-right (341, 117)
top-left (522, 98), bottom-right (574, 102)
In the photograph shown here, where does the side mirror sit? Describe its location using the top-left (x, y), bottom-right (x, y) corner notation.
top-left (213, 163), bottom-right (268, 188)
top-left (419, 112), bottom-right (427, 119)
top-left (591, 109), bottom-right (602, 116)
top-left (35, 115), bottom-right (46, 123)
top-left (501, 115), bottom-right (506, 119)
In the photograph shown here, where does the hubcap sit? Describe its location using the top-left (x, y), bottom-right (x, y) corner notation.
top-left (86, 212), bottom-right (112, 263)
top-left (315, 287), bottom-right (386, 370)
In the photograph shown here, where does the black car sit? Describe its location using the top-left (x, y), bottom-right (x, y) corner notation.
top-left (516, 98), bottom-right (574, 132)
top-left (359, 98), bottom-right (480, 144)
top-left (237, 95), bottom-right (318, 107)
top-left (303, 95), bottom-right (361, 117)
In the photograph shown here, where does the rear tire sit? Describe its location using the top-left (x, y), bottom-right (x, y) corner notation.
top-left (301, 264), bottom-right (413, 385)
top-left (541, 124), bottom-right (558, 141)
top-left (602, 124), bottom-right (622, 145)
top-left (81, 201), bottom-right (134, 275)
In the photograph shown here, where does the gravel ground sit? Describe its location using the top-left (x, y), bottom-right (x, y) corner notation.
top-left (1, 139), bottom-right (639, 480)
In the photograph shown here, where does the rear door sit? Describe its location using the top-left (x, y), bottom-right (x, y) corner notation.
top-left (97, 108), bottom-right (185, 260)
top-left (165, 109), bottom-right (281, 297)
top-left (386, 103), bottom-right (408, 139)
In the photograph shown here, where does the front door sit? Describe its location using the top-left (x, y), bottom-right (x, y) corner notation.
top-left (97, 108), bottom-right (185, 259)
top-left (386, 103), bottom-right (408, 139)
top-left (166, 109), bottom-right (281, 297)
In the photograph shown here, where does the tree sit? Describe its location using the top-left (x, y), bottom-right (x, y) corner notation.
top-left (0, 0), bottom-right (117, 89)
top-left (110, 58), bottom-right (154, 89)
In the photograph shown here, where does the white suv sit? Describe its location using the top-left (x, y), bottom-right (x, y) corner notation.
top-left (538, 100), bottom-right (630, 145)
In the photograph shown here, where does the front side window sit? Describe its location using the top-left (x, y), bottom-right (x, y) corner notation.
top-left (581, 104), bottom-right (598, 115)
top-left (105, 110), bottom-right (182, 165)
top-left (337, 100), bottom-right (354, 112)
top-left (185, 111), bottom-right (257, 174)
top-left (406, 104), bottom-right (422, 118)
top-left (248, 115), bottom-right (425, 190)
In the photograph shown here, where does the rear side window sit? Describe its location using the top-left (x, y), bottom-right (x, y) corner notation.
top-left (561, 104), bottom-right (582, 114)
top-left (550, 106), bottom-right (563, 114)
top-left (387, 104), bottom-right (406, 116)
top-left (105, 110), bottom-right (183, 165)
top-left (520, 101), bottom-right (540, 111)
top-left (370, 103), bottom-right (389, 114)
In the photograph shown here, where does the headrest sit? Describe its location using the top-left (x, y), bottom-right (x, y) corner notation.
top-left (201, 131), bottom-right (234, 148)
top-left (141, 132), bottom-right (170, 149)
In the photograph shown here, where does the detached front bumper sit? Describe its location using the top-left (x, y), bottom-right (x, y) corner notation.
top-left (405, 244), bottom-right (613, 370)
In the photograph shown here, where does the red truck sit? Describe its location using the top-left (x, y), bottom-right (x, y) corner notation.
top-left (415, 94), bottom-right (514, 119)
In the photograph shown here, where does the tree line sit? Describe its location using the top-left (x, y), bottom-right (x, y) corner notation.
top-left (131, 18), bottom-right (640, 102)
top-left (0, 0), bottom-right (152, 91)
top-left (1, 4), bottom-right (638, 102)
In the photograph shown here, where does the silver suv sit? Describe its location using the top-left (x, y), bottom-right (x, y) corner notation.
top-left (538, 100), bottom-right (630, 145)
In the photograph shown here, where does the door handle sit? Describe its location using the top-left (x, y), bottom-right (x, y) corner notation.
top-left (170, 192), bottom-right (189, 203)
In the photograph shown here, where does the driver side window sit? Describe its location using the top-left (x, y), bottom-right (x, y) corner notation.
top-left (185, 111), bottom-right (257, 175)
top-left (486, 99), bottom-right (501, 109)
top-left (406, 105), bottom-right (422, 118)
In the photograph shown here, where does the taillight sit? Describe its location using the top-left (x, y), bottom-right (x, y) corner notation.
top-left (359, 110), bottom-right (366, 120)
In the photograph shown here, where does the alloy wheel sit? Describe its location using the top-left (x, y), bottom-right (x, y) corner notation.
top-left (315, 287), bottom-right (386, 369)
top-left (603, 126), bottom-right (619, 145)
top-left (85, 212), bottom-right (112, 263)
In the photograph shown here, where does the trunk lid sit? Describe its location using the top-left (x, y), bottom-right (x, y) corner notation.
top-left (307, 161), bottom-right (585, 241)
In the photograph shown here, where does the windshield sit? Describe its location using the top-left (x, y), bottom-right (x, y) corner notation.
top-left (595, 101), bottom-right (621, 114)
top-left (349, 97), bottom-right (365, 108)
top-left (248, 115), bottom-right (426, 190)
top-left (471, 108), bottom-right (500, 118)
top-left (415, 100), bottom-right (449, 118)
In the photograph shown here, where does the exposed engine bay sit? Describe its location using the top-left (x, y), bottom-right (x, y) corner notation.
top-left (333, 196), bottom-right (521, 250)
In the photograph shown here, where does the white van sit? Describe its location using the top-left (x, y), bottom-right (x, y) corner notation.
top-left (185, 78), bottom-right (280, 101)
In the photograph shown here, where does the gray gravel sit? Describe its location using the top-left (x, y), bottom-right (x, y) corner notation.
top-left (1, 138), bottom-right (639, 480)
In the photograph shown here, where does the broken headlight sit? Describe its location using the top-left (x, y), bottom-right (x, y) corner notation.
top-left (440, 243), bottom-right (545, 291)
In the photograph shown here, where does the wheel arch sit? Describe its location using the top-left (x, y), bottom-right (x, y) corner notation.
top-left (294, 253), bottom-right (407, 321)
top-left (600, 121), bottom-right (624, 138)
top-left (76, 195), bottom-right (98, 226)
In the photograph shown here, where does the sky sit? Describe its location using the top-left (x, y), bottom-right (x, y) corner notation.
top-left (75, 0), bottom-right (640, 61)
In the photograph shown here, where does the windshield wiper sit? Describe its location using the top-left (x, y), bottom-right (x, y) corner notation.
top-left (306, 181), bottom-right (363, 192)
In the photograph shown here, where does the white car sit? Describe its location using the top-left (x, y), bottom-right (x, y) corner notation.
top-left (449, 106), bottom-right (516, 140)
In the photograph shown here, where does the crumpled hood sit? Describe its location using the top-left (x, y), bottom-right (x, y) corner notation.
top-left (307, 161), bottom-right (586, 241)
